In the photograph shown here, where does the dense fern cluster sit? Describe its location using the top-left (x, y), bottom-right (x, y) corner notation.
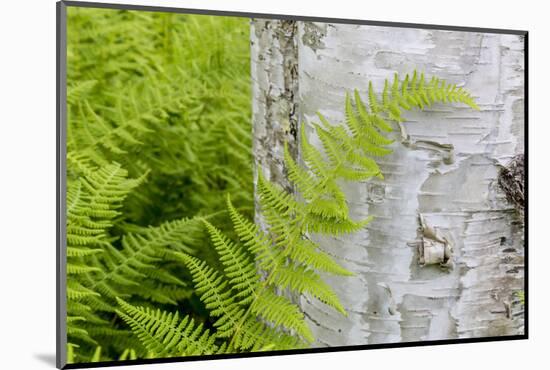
top-left (66, 8), bottom-right (253, 363)
top-left (67, 8), bottom-right (253, 223)
top-left (114, 72), bottom-right (478, 357)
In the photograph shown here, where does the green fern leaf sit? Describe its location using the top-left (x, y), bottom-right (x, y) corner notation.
top-left (116, 298), bottom-right (219, 356)
top-left (202, 218), bottom-right (260, 304)
top-left (289, 238), bottom-right (353, 276)
top-left (251, 288), bottom-right (314, 342)
top-left (270, 264), bottom-right (346, 315)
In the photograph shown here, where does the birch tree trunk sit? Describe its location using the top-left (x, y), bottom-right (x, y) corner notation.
top-left (250, 19), bottom-right (298, 201)
top-left (252, 21), bottom-right (525, 346)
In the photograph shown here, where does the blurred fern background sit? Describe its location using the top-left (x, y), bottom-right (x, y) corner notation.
top-left (66, 7), bottom-right (253, 363)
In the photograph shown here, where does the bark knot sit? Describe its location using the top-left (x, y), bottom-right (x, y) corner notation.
top-left (497, 154), bottom-right (525, 218)
top-left (417, 214), bottom-right (453, 269)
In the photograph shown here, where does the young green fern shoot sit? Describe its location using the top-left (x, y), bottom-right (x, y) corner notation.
top-left (116, 70), bottom-right (479, 355)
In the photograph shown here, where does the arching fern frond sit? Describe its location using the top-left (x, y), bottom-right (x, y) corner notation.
top-left (394, 71), bottom-right (480, 111)
top-left (143, 251), bottom-right (301, 351)
top-left (169, 252), bottom-right (244, 338)
top-left (201, 219), bottom-right (260, 304)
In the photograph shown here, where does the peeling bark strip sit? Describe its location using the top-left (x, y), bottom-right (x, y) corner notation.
top-left (251, 21), bottom-right (524, 347)
top-left (296, 24), bottom-right (525, 346)
top-left (251, 19), bottom-right (299, 202)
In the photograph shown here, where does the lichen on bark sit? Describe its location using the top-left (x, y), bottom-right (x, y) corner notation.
top-left (251, 19), bottom-right (299, 194)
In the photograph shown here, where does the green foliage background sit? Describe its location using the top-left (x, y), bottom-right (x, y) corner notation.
top-left (66, 7), bottom-right (253, 363)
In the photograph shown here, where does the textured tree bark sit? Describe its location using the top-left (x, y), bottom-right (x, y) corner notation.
top-left (252, 21), bottom-right (525, 346)
top-left (251, 19), bottom-right (298, 200)
top-left (250, 19), bottom-right (299, 288)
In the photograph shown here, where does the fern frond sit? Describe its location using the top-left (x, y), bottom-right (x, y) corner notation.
top-left (168, 250), bottom-right (303, 351)
top-left (305, 198), bottom-right (347, 220)
top-left (257, 171), bottom-right (300, 219)
top-left (227, 197), bottom-right (350, 329)
top-left (304, 213), bottom-right (373, 235)
top-left (251, 288), bottom-right (314, 342)
top-left (67, 263), bottom-right (101, 275)
top-left (170, 252), bottom-right (244, 338)
top-left (284, 144), bottom-right (318, 201)
top-left (289, 239), bottom-right (353, 276)
top-left (67, 246), bottom-right (103, 258)
top-left (368, 81), bottom-right (381, 113)
top-left (67, 281), bottom-right (100, 301)
top-left (67, 163), bottom-right (143, 243)
top-left (202, 218), bottom-right (260, 304)
top-left (389, 71), bottom-right (480, 115)
top-left (346, 93), bottom-right (394, 146)
top-left (135, 281), bottom-right (192, 305)
top-left (270, 265), bottom-right (346, 315)
top-left (300, 125), bottom-right (331, 179)
top-left (116, 298), bottom-right (219, 357)
top-left (230, 319), bottom-right (304, 351)
top-left (354, 89), bottom-right (392, 132)
top-left (228, 209), bottom-right (287, 287)
top-left (86, 217), bottom-right (201, 301)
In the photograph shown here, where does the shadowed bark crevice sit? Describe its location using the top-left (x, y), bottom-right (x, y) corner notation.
top-left (498, 154), bottom-right (525, 218)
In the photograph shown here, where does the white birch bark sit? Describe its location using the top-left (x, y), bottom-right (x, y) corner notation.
top-left (252, 21), bottom-right (525, 346)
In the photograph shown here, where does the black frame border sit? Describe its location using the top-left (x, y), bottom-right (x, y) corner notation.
top-left (56, 1), bottom-right (529, 369)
